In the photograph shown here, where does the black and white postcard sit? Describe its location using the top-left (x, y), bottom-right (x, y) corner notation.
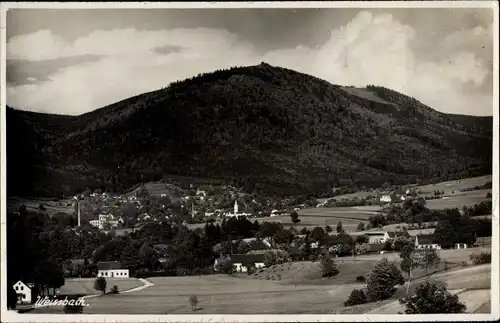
top-left (1, 1), bottom-right (498, 322)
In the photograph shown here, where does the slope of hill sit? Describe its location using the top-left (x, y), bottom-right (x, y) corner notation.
top-left (6, 62), bottom-right (493, 198)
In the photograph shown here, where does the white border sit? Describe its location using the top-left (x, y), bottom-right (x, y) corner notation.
top-left (0, 1), bottom-right (498, 322)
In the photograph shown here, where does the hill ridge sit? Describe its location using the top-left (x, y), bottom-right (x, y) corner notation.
top-left (6, 63), bottom-right (492, 198)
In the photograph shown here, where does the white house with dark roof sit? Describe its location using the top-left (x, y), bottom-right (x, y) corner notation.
top-left (415, 235), bottom-right (441, 250)
top-left (13, 280), bottom-right (36, 304)
top-left (363, 231), bottom-right (391, 244)
top-left (97, 261), bottom-right (129, 278)
top-left (214, 254), bottom-right (266, 273)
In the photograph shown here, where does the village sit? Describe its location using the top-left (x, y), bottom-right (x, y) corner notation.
top-left (9, 175), bottom-right (492, 314)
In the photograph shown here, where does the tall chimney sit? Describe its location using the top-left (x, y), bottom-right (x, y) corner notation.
top-left (77, 199), bottom-right (81, 227)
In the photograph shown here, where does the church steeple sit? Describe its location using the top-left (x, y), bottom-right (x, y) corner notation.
top-left (234, 200), bottom-right (238, 215)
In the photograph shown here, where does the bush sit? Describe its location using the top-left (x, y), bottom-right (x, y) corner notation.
top-left (355, 243), bottom-right (371, 255)
top-left (321, 253), bottom-right (339, 277)
top-left (110, 285), bottom-right (119, 294)
top-left (215, 259), bottom-right (234, 274)
top-left (264, 249), bottom-right (291, 266)
top-left (344, 289), bottom-right (367, 307)
top-left (356, 275), bottom-right (366, 282)
top-left (366, 258), bottom-right (405, 301)
top-left (93, 276), bottom-right (107, 294)
top-left (469, 252), bottom-right (491, 265)
top-left (399, 282), bottom-right (466, 313)
top-left (188, 295), bottom-right (199, 311)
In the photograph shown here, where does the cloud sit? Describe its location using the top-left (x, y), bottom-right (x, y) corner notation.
top-left (6, 11), bottom-right (493, 116)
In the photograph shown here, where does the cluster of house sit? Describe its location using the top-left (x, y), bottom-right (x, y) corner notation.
top-left (379, 188), bottom-right (417, 204)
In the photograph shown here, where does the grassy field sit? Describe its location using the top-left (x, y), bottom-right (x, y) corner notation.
top-left (415, 175), bottom-right (492, 196)
top-left (28, 247), bottom-right (490, 315)
top-left (58, 278), bottom-right (144, 296)
top-left (424, 189), bottom-right (492, 210)
top-left (250, 206), bottom-right (380, 231)
top-left (7, 197), bottom-right (74, 216)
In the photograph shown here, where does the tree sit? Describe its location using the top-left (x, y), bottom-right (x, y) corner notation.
top-left (325, 225), bottom-right (333, 233)
top-left (420, 248), bottom-right (441, 273)
top-left (434, 220), bottom-right (457, 248)
top-left (94, 276), bottom-right (107, 294)
top-left (336, 221), bottom-right (344, 233)
top-left (7, 285), bottom-right (17, 310)
top-left (399, 282), bottom-right (466, 313)
top-left (189, 295), bottom-right (199, 311)
top-left (219, 259), bottom-right (235, 274)
top-left (400, 244), bottom-right (421, 295)
top-left (320, 252), bottom-right (339, 277)
top-left (366, 258), bottom-right (405, 301)
top-left (289, 211), bottom-right (301, 224)
top-left (356, 222), bottom-right (365, 231)
top-left (355, 243), bottom-right (371, 255)
top-left (344, 289), bottom-right (367, 307)
top-left (264, 249), bottom-right (290, 266)
top-left (310, 226), bottom-right (326, 243)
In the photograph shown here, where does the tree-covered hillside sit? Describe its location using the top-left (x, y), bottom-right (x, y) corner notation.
top-left (7, 63), bottom-right (492, 198)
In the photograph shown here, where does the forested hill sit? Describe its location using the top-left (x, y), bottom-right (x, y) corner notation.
top-left (7, 62), bottom-right (493, 198)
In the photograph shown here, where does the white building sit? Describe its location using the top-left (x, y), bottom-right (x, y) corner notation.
top-left (13, 281), bottom-right (35, 304)
top-left (97, 261), bottom-right (130, 278)
top-left (455, 243), bottom-right (468, 249)
top-left (415, 235), bottom-right (441, 250)
top-left (214, 254), bottom-right (266, 273)
top-left (225, 201), bottom-right (240, 218)
top-left (363, 231), bottom-right (391, 244)
top-left (380, 195), bottom-right (392, 203)
top-left (90, 214), bottom-right (118, 230)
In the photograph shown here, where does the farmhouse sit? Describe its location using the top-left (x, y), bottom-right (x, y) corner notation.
top-left (13, 280), bottom-right (36, 304)
top-left (415, 235), bottom-right (441, 250)
top-left (364, 231), bottom-right (391, 244)
top-left (97, 261), bottom-right (130, 278)
top-left (230, 254), bottom-right (266, 273)
top-left (379, 195), bottom-right (392, 203)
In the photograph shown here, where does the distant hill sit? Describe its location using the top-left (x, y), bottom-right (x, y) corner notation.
top-left (7, 62), bottom-right (493, 198)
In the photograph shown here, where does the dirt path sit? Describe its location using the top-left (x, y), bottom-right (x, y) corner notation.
top-left (82, 278), bottom-right (154, 300)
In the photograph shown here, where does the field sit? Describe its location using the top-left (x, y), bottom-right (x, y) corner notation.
top-left (58, 278), bottom-right (144, 296)
top-left (249, 206), bottom-right (380, 232)
top-left (127, 182), bottom-right (186, 200)
top-left (415, 175), bottom-right (491, 196)
top-left (424, 189), bottom-right (492, 210)
top-left (7, 197), bottom-right (74, 216)
top-left (29, 248), bottom-right (491, 315)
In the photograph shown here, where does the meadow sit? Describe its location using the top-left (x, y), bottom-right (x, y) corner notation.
top-left (424, 189), bottom-right (492, 210)
top-left (29, 248), bottom-right (491, 315)
top-left (7, 197), bottom-right (74, 216)
top-left (58, 278), bottom-right (144, 296)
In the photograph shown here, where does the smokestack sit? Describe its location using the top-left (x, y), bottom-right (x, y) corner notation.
top-left (77, 199), bottom-right (81, 227)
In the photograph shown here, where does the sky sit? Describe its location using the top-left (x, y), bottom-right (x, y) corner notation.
top-left (5, 6), bottom-right (496, 116)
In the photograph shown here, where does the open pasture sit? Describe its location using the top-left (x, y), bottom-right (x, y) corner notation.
top-left (30, 251), bottom-right (490, 315)
top-left (244, 259), bottom-right (378, 285)
top-left (317, 191), bottom-right (378, 203)
top-left (7, 197), bottom-right (74, 216)
top-left (415, 175), bottom-right (491, 196)
top-left (424, 189), bottom-right (492, 210)
top-left (58, 278), bottom-right (144, 296)
top-left (79, 274), bottom-right (356, 314)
